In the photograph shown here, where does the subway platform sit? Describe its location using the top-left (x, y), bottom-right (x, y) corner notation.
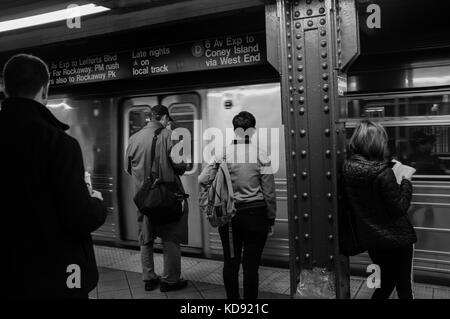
top-left (90, 245), bottom-right (450, 299)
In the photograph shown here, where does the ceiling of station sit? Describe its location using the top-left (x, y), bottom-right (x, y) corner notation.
top-left (0, 0), bottom-right (264, 53)
top-left (0, 0), bottom-right (184, 21)
top-left (0, 1), bottom-right (89, 21)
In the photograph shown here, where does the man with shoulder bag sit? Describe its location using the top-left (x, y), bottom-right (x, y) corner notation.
top-left (125, 104), bottom-right (189, 292)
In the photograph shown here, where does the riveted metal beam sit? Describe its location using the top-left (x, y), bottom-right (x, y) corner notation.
top-left (334, 0), bottom-right (359, 71)
top-left (266, 0), bottom-right (358, 299)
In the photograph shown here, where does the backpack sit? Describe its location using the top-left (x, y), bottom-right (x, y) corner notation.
top-left (199, 160), bottom-right (236, 258)
top-left (199, 161), bottom-right (236, 228)
top-left (133, 127), bottom-right (188, 224)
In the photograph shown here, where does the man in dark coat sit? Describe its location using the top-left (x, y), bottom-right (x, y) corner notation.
top-left (0, 54), bottom-right (107, 299)
top-left (125, 105), bottom-right (189, 292)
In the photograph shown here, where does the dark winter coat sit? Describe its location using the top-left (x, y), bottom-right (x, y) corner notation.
top-left (342, 155), bottom-right (417, 250)
top-left (0, 98), bottom-right (107, 298)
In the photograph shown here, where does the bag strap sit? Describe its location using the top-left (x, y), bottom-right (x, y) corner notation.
top-left (210, 182), bottom-right (222, 202)
top-left (221, 162), bottom-right (234, 200)
top-left (209, 163), bottom-right (225, 202)
top-left (149, 127), bottom-right (164, 178)
top-left (221, 161), bottom-right (235, 259)
top-left (340, 173), bottom-right (361, 252)
top-left (209, 159), bottom-right (229, 202)
top-left (343, 186), bottom-right (359, 243)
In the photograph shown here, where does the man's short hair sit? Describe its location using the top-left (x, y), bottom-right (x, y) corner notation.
top-left (151, 111), bottom-right (163, 121)
top-left (2, 54), bottom-right (50, 98)
top-left (232, 111), bottom-right (256, 131)
top-left (151, 104), bottom-right (172, 122)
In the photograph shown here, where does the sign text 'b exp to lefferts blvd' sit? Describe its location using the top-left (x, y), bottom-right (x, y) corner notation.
top-left (50, 54), bottom-right (120, 85)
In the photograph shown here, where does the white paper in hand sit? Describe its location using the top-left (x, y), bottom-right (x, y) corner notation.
top-left (391, 159), bottom-right (416, 184)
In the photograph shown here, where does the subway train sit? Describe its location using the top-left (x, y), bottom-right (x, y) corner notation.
top-left (44, 82), bottom-right (290, 264)
top-left (35, 78), bottom-right (449, 284)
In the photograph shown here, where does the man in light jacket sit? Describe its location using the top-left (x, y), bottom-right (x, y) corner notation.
top-left (125, 105), bottom-right (189, 292)
top-left (199, 111), bottom-right (276, 299)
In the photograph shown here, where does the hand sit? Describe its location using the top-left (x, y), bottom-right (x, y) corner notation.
top-left (86, 183), bottom-right (93, 195)
top-left (402, 175), bottom-right (412, 181)
top-left (268, 226), bottom-right (275, 237)
top-left (91, 190), bottom-right (104, 201)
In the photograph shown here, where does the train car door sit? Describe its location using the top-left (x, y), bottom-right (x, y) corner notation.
top-left (120, 94), bottom-right (202, 250)
top-left (161, 94), bottom-right (202, 249)
top-left (120, 97), bottom-right (157, 241)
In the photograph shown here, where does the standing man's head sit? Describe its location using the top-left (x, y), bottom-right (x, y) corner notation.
top-left (233, 111), bottom-right (256, 139)
top-left (151, 104), bottom-right (172, 127)
top-left (2, 54), bottom-right (50, 105)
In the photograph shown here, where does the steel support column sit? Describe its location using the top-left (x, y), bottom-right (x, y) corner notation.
top-left (266, 0), bottom-right (359, 298)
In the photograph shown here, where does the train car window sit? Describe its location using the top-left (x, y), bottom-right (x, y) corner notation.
top-left (46, 98), bottom-right (116, 240)
top-left (168, 103), bottom-right (196, 172)
top-left (128, 106), bottom-right (151, 137)
top-left (342, 93), bottom-right (450, 119)
top-left (47, 98), bottom-right (113, 176)
top-left (406, 95), bottom-right (450, 116)
top-left (345, 125), bottom-right (450, 177)
top-left (344, 98), bottom-right (395, 118)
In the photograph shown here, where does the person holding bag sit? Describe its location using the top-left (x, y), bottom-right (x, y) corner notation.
top-left (125, 104), bottom-right (189, 293)
top-left (342, 119), bottom-right (417, 299)
top-left (133, 126), bottom-right (188, 225)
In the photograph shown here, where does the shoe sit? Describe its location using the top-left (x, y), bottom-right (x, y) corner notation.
top-left (144, 276), bottom-right (161, 291)
top-left (160, 279), bottom-right (188, 292)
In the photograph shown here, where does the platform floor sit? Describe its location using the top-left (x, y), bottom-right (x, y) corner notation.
top-left (91, 245), bottom-right (450, 299)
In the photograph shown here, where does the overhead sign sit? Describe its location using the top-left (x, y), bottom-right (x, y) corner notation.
top-left (49, 32), bottom-right (266, 86)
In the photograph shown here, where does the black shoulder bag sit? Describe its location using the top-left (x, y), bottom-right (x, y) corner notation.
top-left (133, 128), bottom-right (188, 224)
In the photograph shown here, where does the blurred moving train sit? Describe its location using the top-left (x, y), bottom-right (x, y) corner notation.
top-left (38, 80), bottom-right (450, 284)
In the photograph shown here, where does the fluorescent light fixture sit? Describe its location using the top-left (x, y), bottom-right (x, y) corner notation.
top-left (412, 75), bottom-right (450, 86)
top-left (47, 101), bottom-right (73, 110)
top-left (0, 3), bottom-right (110, 33)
